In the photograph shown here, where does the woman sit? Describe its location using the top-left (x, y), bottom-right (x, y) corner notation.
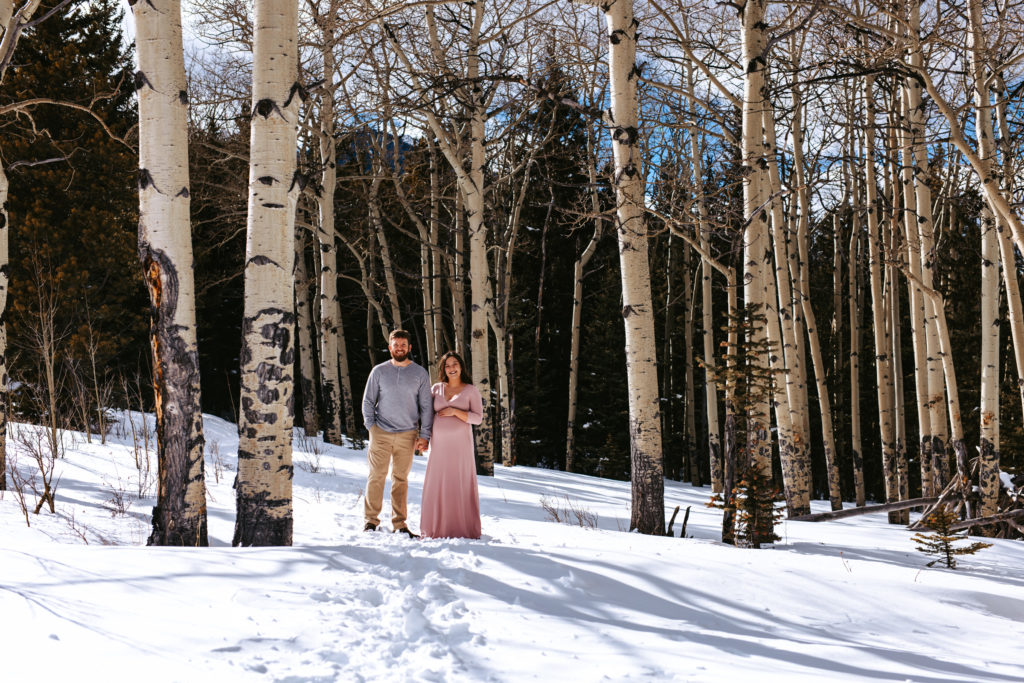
top-left (421, 351), bottom-right (482, 539)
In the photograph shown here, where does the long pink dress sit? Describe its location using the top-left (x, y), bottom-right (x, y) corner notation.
top-left (421, 382), bottom-right (483, 539)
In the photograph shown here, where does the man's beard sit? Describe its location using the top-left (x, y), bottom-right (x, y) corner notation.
top-left (390, 349), bottom-right (409, 362)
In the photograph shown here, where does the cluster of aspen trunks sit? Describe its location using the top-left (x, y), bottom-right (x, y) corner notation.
top-left (38, 0), bottom-right (1022, 544)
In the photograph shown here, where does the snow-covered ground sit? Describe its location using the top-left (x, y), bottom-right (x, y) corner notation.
top-left (2, 412), bottom-right (1022, 682)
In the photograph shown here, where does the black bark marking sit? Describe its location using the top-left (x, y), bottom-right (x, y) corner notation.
top-left (240, 396), bottom-right (278, 425)
top-left (262, 203), bottom-right (285, 209)
top-left (258, 176), bottom-right (276, 186)
top-left (289, 170), bottom-right (310, 193)
top-left (140, 245), bottom-right (207, 547)
top-left (247, 255), bottom-right (281, 268)
top-left (284, 81), bottom-right (308, 108)
top-left (233, 489), bottom-right (293, 546)
top-left (252, 98), bottom-right (278, 119)
top-left (175, 187), bottom-right (190, 198)
top-left (138, 168), bottom-right (156, 192)
top-left (134, 70), bottom-right (153, 91)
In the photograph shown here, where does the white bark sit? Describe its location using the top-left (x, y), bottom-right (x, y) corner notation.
top-left (134, 0), bottom-right (207, 546)
top-left (764, 101), bottom-right (810, 517)
top-left (234, 0), bottom-right (301, 546)
top-left (900, 1), bottom-right (948, 490)
top-left (740, 0), bottom-right (773, 481)
top-left (792, 84), bottom-right (841, 511)
top-left (603, 0), bottom-right (664, 533)
top-left (316, 30), bottom-right (347, 444)
top-left (969, 0), bottom-right (1000, 519)
top-left (898, 85), bottom-right (932, 497)
top-left (844, 132), bottom-right (866, 506)
top-left (863, 75), bottom-right (901, 522)
top-left (566, 120), bottom-right (605, 474)
top-left (993, 83), bottom-right (1024, 427)
top-left (685, 62), bottom-right (721, 492)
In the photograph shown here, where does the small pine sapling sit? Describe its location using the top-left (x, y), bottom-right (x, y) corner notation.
top-left (707, 303), bottom-right (785, 547)
top-left (732, 465), bottom-right (785, 548)
top-left (912, 507), bottom-right (993, 569)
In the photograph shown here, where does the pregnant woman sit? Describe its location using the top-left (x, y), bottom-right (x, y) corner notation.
top-left (421, 351), bottom-right (482, 539)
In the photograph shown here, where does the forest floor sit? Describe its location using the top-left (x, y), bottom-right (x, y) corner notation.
top-left (1, 412), bottom-right (1022, 682)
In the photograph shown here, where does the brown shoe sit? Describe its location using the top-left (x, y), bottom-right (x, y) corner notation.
top-left (395, 527), bottom-right (419, 539)
top-left (364, 522), bottom-right (378, 532)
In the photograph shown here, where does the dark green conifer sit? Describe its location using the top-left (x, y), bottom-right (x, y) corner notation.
top-left (3, 0), bottom-right (144, 424)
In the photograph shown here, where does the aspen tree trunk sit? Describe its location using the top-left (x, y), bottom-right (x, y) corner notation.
top-left (363, 231), bottom-right (392, 346)
top-left (910, 279), bottom-right (971, 515)
top-left (603, 0), bottom-right (664, 533)
top-left (906, 3), bottom-right (948, 489)
top-left (763, 103), bottom-right (810, 516)
top-left (687, 62), bottom-right (721, 492)
top-left (863, 76), bottom-right (901, 523)
top-left (336, 301), bottom-right (356, 435)
top-left (565, 227), bottom-right (601, 474)
top-left (565, 133), bottom-right (604, 473)
top-left (882, 110), bottom-right (909, 522)
top-left (684, 246), bottom-right (698, 484)
top-left (428, 136), bottom-right (444, 358)
top-left (134, 0), bottom-right (207, 546)
top-left (846, 145), bottom-right (866, 506)
top-left (369, 171), bottom-right (402, 329)
top-left (761, 237), bottom-right (799, 511)
top-left (898, 87), bottom-right (932, 498)
top-left (969, 0), bottom-right (1000, 519)
top-left (450, 191), bottom-right (467, 357)
top-left (832, 213), bottom-right (843, 416)
top-left (740, 0), bottom-right (773, 482)
top-left (722, 270), bottom-right (740, 542)
top-left (0, 165), bottom-right (6, 489)
top-left (419, 216), bottom-right (436, 365)
top-left (464, 2), bottom-right (494, 476)
top-left (492, 323), bottom-right (513, 467)
top-left (234, 0), bottom-right (300, 546)
top-left (316, 40), bottom-right (346, 443)
top-left (979, 207), bottom-right (1001, 519)
top-left (663, 235), bottom-right (676, 478)
top-left (792, 85), bottom-right (841, 510)
top-left (992, 90), bottom-right (1024, 425)
top-left (391, 169), bottom-right (437, 365)
top-left (295, 227), bottom-right (318, 435)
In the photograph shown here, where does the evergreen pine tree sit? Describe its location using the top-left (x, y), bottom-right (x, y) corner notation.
top-left (708, 303), bottom-right (785, 548)
top-left (912, 507), bottom-right (993, 569)
top-left (2, 0), bottom-right (144, 421)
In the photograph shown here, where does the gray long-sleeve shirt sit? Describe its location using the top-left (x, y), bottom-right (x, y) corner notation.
top-left (361, 360), bottom-right (434, 440)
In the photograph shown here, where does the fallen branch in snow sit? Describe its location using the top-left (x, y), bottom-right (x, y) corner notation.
top-left (787, 497), bottom-right (939, 523)
top-left (666, 505), bottom-right (680, 535)
top-left (909, 477), bottom-right (966, 530)
top-left (943, 509), bottom-right (1024, 533)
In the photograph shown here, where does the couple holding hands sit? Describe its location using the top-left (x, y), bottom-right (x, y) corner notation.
top-left (361, 329), bottom-right (482, 539)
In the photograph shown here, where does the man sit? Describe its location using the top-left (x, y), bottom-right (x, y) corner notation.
top-left (361, 329), bottom-right (433, 537)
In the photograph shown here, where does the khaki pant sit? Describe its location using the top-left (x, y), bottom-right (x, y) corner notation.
top-left (364, 424), bottom-right (417, 529)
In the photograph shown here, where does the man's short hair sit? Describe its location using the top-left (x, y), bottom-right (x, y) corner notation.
top-left (389, 329), bottom-right (411, 343)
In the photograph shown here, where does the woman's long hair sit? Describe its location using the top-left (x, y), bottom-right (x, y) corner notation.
top-left (436, 351), bottom-right (472, 385)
